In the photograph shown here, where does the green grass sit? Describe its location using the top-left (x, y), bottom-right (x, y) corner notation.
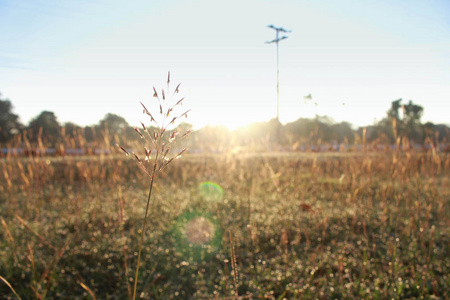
top-left (0, 151), bottom-right (449, 299)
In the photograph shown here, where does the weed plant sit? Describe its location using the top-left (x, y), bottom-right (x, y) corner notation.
top-left (117, 72), bottom-right (190, 299)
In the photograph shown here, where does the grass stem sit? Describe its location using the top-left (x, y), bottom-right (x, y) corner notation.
top-left (132, 153), bottom-right (159, 300)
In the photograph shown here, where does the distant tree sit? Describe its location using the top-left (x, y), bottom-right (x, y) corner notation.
top-left (28, 111), bottom-right (60, 145)
top-left (402, 100), bottom-right (424, 142)
top-left (330, 122), bottom-right (354, 143)
top-left (176, 122), bottom-right (193, 135)
top-left (98, 113), bottom-right (130, 145)
top-left (312, 115), bottom-right (334, 142)
top-left (385, 99), bottom-right (424, 143)
top-left (358, 123), bottom-right (399, 148)
top-left (60, 122), bottom-right (85, 150)
top-left (423, 122), bottom-right (450, 142)
top-left (284, 118), bottom-right (314, 140)
top-left (63, 122), bottom-right (82, 137)
top-left (98, 113), bottom-right (129, 136)
top-left (284, 116), bottom-right (340, 144)
top-left (191, 124), bottom-right (230, 152)
top-left (387, 99), bottom-right (403, 121)
top-left (84, 125), bottom-right (97, 143)
top-left (0, 93), bottom-right (23, 143)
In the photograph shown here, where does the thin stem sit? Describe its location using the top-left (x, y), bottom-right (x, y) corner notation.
top-left (132, 152), bottom-right (159, 300)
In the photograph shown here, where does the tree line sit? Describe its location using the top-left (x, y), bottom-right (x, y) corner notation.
top-left (0, 92), bottom-right (448, 152)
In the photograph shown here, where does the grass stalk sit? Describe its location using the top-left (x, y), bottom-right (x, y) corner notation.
top-left (132, 152), bottom-right (158, 300)
top-left (0, 275), bottom-right (22, 300)
top-left (118, 187), bottom-right (132, 299)
top-left (228, 230), bottom-right (239, 298)
top-left (117, 73), bottom-right (191, 299)
top-left (79, 281), bottom-right (97, 300)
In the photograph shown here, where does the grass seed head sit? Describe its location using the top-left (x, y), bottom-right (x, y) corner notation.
top-left (118, 72), bottom-right (191, 178)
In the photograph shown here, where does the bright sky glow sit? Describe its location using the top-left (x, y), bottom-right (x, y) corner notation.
top-left (1, 0), bottom-right (449, 130)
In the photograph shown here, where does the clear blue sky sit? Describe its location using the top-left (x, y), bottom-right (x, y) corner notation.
top-left (1, 0), bottom-right (449, 130)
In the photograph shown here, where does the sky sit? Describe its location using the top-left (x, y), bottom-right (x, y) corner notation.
top-left (1, 0), bottom-right (449, 130)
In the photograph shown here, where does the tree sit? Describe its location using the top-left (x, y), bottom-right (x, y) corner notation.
top-left (386, 99), bottom-right (424, 143)
top-left (284, 116), bottom-right (338, 144)
top-left (330, 122), bottom-right (354, 143)
top-left (98, 113), bottom-right (130, 145)
top-left (63, 122), bottom-right (82, 138)
top-left (0, 93), bottom-right (23, 143)
top-left (98, 113), bottom-right (129, 136)
top-left (423, 122), bottom-right (450, 142)
top-left (403, 100), bottom-right (424, 142)
top-left (191, 124), bottom-right (230, 152)
top-left (387, 99), bottom-right (403, 121)
top-left (28, 111), bottom-right (61, 145)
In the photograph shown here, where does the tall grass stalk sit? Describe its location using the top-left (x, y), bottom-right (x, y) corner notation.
top-left (117, 72), bottom-right (190, 299)
top-left (0, 275), bottom-right (21, 300)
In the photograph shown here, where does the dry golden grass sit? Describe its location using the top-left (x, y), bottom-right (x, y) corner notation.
top-left (0, 146), bottom-right (448, 299)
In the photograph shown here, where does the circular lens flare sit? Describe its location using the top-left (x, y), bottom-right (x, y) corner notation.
top-left (184, 216), bottom-right (214, 245)
top-left (171, 210), bottom-right (222, 261)
top-left (199, 181), bottom-right (224, 201)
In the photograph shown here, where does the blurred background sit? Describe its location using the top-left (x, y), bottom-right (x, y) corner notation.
top-left (1, 0), bottom-right (449, 134)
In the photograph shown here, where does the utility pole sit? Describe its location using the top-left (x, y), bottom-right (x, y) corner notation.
top-left (266, 25), bottom-right (291, 124)
top-left (266, 25), bottom-right (291, 146)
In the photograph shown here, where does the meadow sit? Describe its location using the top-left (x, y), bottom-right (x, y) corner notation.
top-left (0, 146), bottom-right (448, 299)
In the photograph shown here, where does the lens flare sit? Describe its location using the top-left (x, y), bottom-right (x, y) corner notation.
top-left (184, 216), bottom-right (214, 245)
top-left (199, 181), bottom-right (224, 201)
top-left (171, 210), bottom-right (222, 261)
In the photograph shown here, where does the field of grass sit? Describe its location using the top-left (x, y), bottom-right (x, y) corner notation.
top-left (0, 150), bottom-right (448, 299)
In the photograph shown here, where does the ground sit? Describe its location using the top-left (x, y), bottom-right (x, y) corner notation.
top-left (0, 151), bottom-right (448, 299)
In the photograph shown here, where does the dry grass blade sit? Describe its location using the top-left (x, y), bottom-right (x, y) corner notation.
top-left (1, 218), bottom-right (17, 267)
top-left (79, 281), bottom-right (97, 300)
top-left (15, 215), bottom-right (57, 252)
top-left (228, 230), bottom-right (239, 298)
top-left (1, 217), bottom-right (16, 246)
top-left (118, 187), bottom-right (132, 300)
top-left (37, 241), bottom-right (68, 299)
top-left (27, 243), bottom-right (40, 299)
top-left (0, 275), bottom-right (22, 300)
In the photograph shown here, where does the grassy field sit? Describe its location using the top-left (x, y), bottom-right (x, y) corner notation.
top-left (0, 150), bottom-right (448, 299)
